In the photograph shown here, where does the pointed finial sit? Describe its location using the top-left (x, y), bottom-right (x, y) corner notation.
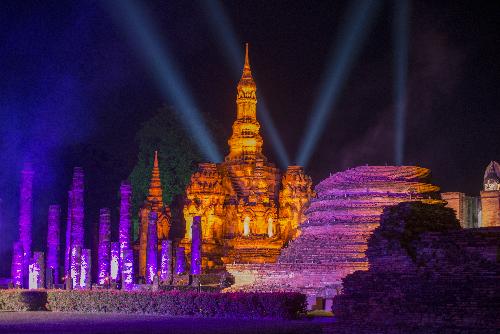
top-left (148, 151), bottom-right (162, 205)
top-left (244, 43), bottom-right (250, 70)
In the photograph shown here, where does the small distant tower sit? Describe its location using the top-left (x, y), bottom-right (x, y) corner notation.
top-left (480, 161), bottom-right (500, 227)
top-left (138, 151), bottom-right (171, 277)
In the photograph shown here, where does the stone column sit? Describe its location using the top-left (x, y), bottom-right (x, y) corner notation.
top-left (28, 263), bottom-right (39, 290)
top-left (80, 249), bottom-right (91, 289)
top-left (31, 252), bottom-right (45, 289)
top-left (146, 212), bottom-right (158, 284)
top-left (70, 167), bottom-right (84, 249)
top-left (11, 241), bottom-right (23, 287)
top-left (190, 216), bottom-right (202, 275)
top-left (64, 189), bottom-right (73, 280)
top-left (160, 240), bottom-right (172, 283)
top-left (70, 245), bottom-right (81, 289)
top-left (119, 182), bottom-right (132, 270)
top-left (175, 247), bottom-right (186, 275)
top-left (110, 242), bottom-right (120, 282)
top-left (121, 249), bottom-right (134, 290)
top-left (19, 162), bottom-right (34, 288)
top-left (98, 208), bottom-right (111, 284)
top-left (47, 205), bottom-right (61, 284)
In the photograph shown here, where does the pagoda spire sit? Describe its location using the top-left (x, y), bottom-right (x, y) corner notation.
top-left (240, 43), bottom-right (254, 83)
top-left (147, 151), bottom-right (162, 206)
top-left (227, 43), bottom-right (264, 162)
top-left (243, 43), bottom-right (251, 72)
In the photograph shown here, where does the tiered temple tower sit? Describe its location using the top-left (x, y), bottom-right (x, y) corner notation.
top-left (181, 45), bottom-right (314, 268)
top-left (138, 151), bottom-right (171, 277)
top-left (480, 161), bottom-right (500, 227)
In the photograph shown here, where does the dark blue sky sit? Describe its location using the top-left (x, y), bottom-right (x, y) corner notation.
top-left (1, 0), bottom-right (499, 275)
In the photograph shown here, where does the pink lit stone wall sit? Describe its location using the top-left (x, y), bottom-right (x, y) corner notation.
top-left (98, 208), bottom-right (111, 285)
top-left (70, 167), bottom-right (84, 249)
top-left (146, 212), bottom-right (158, 284)
top-left (175, 247), bottom-right (186, 275)
top-left (19, 163), bottom-right (34, 287)
top-left (11, 241), bottom-right (23, 287)
top-left (64, 190), bottom-right (73, 279)
top-left (70, 245), bottom-right (81, 288)
top-left (47, 205), bottom-right (61, 284)
top-left (121, 249), bottom-right (134, 290)
top-left (80, 249), bottom-right (91, 289)
top-left (160, 240), bottom-right (172, 282)
top-left (119, 182), bottom-right (132, 269)
top-left (190, 216), bottom-right (202, 275)
top-left (110, 242), bottom-right (120, 281)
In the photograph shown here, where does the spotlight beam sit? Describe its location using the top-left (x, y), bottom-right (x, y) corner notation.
top-left (296, 0), bottom-right (381, 167)
top-left (394, 0), bottom-right (410, 166)
top-left (106, 0), bottom-right (222, 163)
top-left (200, 0), bottom-right (291, 168)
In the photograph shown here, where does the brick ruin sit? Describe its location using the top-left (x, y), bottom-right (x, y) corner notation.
top-left (226, 165), bottom-right (444, 302)
top-left (442, 160), bottom-right (500, 228)
top-left (331, 202), bottom-right (500, 333)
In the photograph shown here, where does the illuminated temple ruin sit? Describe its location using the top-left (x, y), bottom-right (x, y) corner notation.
top-left (179, 45), bottom-right (314, 268)
top-left (226, 165), bottom-right (444, 300)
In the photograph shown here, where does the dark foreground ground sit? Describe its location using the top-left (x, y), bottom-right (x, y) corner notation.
top-left (0, 312), bottom-right (332, 334)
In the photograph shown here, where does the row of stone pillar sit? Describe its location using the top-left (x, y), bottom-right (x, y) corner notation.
top-left (10, 164), bottom-right (134, 290)
top-left (11, 162), bottom-right (200, 290)
top-left (145, 214), bottom-right (201, 284)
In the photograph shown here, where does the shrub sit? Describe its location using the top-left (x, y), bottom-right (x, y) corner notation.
top-left (46, 290), bottom-right (306, 319)
top-left (0, 290), bottom-right (47, 311)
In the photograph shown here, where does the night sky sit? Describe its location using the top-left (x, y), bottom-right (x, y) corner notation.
top-left (1, 0), bottom-right (499, 275)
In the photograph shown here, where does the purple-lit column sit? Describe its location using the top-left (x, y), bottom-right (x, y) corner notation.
top-left (11, 241), bottom-right (23, 287)
top-left (64, 189), bottom-right (73, 280)
top-left (19, 162), bottom-right (34, 287)
top-left (70, 167), bottom-right (84, 249)
top-left (80, 249), bottom-right (91, 289)
top-left (46, 205), bottom-right (61, 284)
top-left (98, 208), bottom-right (111, 285)
top-left (121, 249), bottom-right (134, 290)
top-left (70, 245), bottom-right (81, 289)
top-left (190, 216), bottom-right (202, 275)
top-left (160, 240), bottom-right (172, 282)
top-left (119, 182), bottom-right (132, 267)
top-left (175, 247), bottom-right (186, 275)
top-left (110, 242), bottom-right (120, 282)
top-left (146, 211), bottom-right (158, 284)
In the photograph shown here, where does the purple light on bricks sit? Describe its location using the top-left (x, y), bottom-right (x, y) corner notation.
top-left (80, 249), bottom-right (91, 289)
top-left (98, 208), bottom-right (111, 285)
top-left (64, 190), bottom-right (73, 279)
top-left (19, 162), bottom-right (34, 284)
top-left (47, 205), bottom-right (61, 284)
top-left (122, 249), bottom-right (134, 290)
top-left (70, 167), bottom-right (84, 249)
top-left (70, 245), bottom-right (81, 288)
top-left (175, 247), bottom-right (186, 275)
top-left (110, 242), bottom-right (120, 281)
top-left (146, 211), bottom-right (158, 284)
top-left (119, 182), bottom-right (132, 265)
top-left (11, 241), bottom-right (23, 287)
top-left (160, 240), bottom-right (172, 281)
top-left (190, 216), bottom-right (202, 275)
